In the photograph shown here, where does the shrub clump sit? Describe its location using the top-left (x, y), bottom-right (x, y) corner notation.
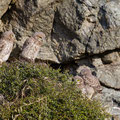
top-left (0, 62), bottom-right (110, 120)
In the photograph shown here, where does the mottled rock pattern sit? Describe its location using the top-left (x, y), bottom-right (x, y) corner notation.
top-left (0, 0), bottom-right (120, 63)
top-left (101, 52), bottom-right (120, 64)
top-left (96, 64), bottom-right (120, 89)
top-left (94, 87), bottom-right (120, 120)
top-left (52, 0), bottom-right (120, 62)
top-left (0, 0), bottom-right (11, 19)
top-left (92, 57), bottom-right (103, 67)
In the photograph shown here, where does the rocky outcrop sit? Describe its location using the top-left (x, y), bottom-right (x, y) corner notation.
top-left (0, 0), bottom-right (11, 32)
top-left (52, 0), bottom-right (120, 62)
top-left (0, 0), bottom-right (120, 63)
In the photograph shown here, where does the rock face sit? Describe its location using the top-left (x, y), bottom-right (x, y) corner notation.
top-left (0, 0), bottom-right (120, 63)
top-left (0, 0), bottom-right (11, 19)
top-left (98, 87), bottom-right (120, 119)
top-left (101, 52), bottom-right (120, 64)
top-left (52, 0), bottom-right (120, 62)
top-left (97, 64), bottom-right (120, 89)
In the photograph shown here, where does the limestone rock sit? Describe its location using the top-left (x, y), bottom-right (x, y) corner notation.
top-left (51, 0), bottom-right (120, 62)
top-left (75, 58), bottom-right (91, 67)
top-left (97, 64), bottom-right (120, 89)
top-left (100, 87), bottom-right (120, 119)
top-left (111, 107), bottom-right (120, 116)
top-left (102, 52), bottom-right (120, 64)
top-left (0, 20), bottom-right (4, 32)
top-left (0, 0), bottom-right (120, 64)
top-left (0, 0), bottom-right (11, 19)
top-left (93, 87), bottom-right (120, 120)
top-left (51, 0), bottom-right (94, 62)
top-left (92, 57), bottom-right (103, 67)
top-left (101, 1), bottom-right (120, 29)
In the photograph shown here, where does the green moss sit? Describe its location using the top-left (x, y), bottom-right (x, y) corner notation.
top-left (0, 61), bottom-right (110, 120)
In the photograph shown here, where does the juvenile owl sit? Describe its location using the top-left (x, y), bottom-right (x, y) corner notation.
top-left (20, 32), bottom-right (45, 63)
top-left (74, 75), bottom-right (84, 86)
top-left (80, 68), bottom-right (102, 92)
top-left (74, 75), bottom-right (95, 99)
top-left (0, 30), bottom-right (15, 64)
top-left (84, 85), bottom-right (95, 99)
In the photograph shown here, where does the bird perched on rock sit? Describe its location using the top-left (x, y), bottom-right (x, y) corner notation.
top-left (20, 32), bottom-right (45, 63)
top-left (73, 75), bottom-right (86, 94)
top-left (84, 85), bottom-right (95, 99)
top-left (73, 75), bottom-right (95, 99)
top-left (80, 68), bottom-right (102, 92)
top-left (0, 30), bottom-right (15, 64)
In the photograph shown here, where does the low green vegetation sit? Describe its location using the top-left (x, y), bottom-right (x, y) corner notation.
top-left (0, 61), bottom-right (110, 120)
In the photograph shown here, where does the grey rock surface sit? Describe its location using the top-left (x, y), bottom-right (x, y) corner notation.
top-left (93, 87), bottom-right (120, 120)
top-left (101, 52), bottom-right (120, 64)
top-left (0, 0), bottom-right (11, 19)
top-left (97, 64), bottom-right (120, 89)
top-left (0, 0), bottom-right (120, 63)
top-left (52, 0), bottom-right (120, 62)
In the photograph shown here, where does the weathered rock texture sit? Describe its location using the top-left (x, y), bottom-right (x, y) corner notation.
top-left (52, 0), bottom-right (120, 62)
top-left (97, 64), bottom-right (120, 89)
top-left (0, 0), bottom-right (120, 63)
top-left (0, 0), bottom-right (11, 19)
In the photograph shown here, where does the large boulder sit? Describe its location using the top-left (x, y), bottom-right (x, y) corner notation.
top-left (97, 64), bottom-right (120, 89)
top-left (51, 0), bottom-right (120, 62)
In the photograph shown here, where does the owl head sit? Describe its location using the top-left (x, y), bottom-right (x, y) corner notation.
top-left (96, 84), bottom-right (103, 92)
top-left (80, 68), bottom-right (92, 76)
top-left (74, 75), bottom-right (84, 85)
top-left (33, 32), bottom-right (46, 41)
top-left (1, 30), bottom-right (15, 42)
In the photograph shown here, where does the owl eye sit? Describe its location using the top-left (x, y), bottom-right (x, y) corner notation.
top-left (10, 34), bottom-right (14, 38)
top-left (37, 35), bottom-right (42, 38)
